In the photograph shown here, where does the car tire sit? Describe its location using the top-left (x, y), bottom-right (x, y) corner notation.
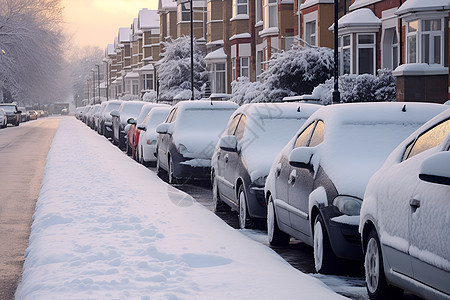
top-left (211, 172), bottom-right (228, 213)
top-left (238, 185), bottom-right (253, 229)
top-left (313, 214), bottom-right (338, 274)
top-left (168, 156), bottom-right (178, 185)
top-left (365, 228), bottom-right (403, 300)
top-left (267, 195), bottom-right (290, 246)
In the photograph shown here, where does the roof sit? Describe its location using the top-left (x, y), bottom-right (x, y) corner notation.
top-left (118, 27), bottom-right (131, 43)
top-left (158, 0), bottom-right (177, 12)
top-left (106, 44), bottom-right (116, 56)
top-left (204, 48), bottom-right (227, 61)
top-left (329, 8), bottom-right (381, 31)
top-left (300, 0), bottom-right (333, 10)
top-left (174, 100), bottom-right (239, 111)
top-left (124, 71), bottom-right (140, 79)
top-left (234, 102), bottom-right (321, 121)
top-left (139, 8), bottom-right (160, 29)
top-left (396, 0), bottom-right (450, 15)
top-left (349, 0), bottom-right (383, 11)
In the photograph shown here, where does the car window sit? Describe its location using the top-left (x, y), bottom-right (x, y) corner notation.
top-left (404, 118), bottom-right (450, 160)
top-left (234, 114), bottom-right (246, 141)
top-left (294, 121), bottom-right (315, 148)
top-left (309, 120), bottom-right (324, 147)
top-left (166, 108), bottom-right (178, 123)
top-left (228, 114), bottom-right (242, 135)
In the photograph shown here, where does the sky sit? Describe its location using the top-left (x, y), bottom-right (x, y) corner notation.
top-left (64, 0), bottom-right (158, 51)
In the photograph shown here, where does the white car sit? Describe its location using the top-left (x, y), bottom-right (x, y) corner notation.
top-left (0, 109), bottom-right (7, 128)
top-left (360, 108), bottom-right (450, 300)
top-left (136, 106), bottom-right (172, 166)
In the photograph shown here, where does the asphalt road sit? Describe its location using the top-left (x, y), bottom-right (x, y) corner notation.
top-left (0, 117), bottom-right (61, 300)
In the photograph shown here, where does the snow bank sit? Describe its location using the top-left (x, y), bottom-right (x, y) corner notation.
top-left (16, 118), bottom-right (343, 299)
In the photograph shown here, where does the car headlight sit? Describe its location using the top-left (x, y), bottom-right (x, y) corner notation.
top-left (252, 175), bottom-right (267, 187)
top-left (178, 144), bottom-right (188, 155)
top-left (147, 139), bottom-right (156, 145)
top-left (333, 196), bottom-right (362, 216)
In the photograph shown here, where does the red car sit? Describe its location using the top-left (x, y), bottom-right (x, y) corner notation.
top-left (127, 103), bottom-right (169, 159)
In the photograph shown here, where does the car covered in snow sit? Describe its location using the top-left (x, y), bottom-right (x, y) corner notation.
top-left (264, 102), bottom-right (448, 274)
top-left (0, 103), bottom-right (21, 126)
top-left (156, 100), bottom-right (238, 184)
top-left (98, 100), bottom-right (122, 137)
top-left (360, 108), bottom-right (450, 300)
top-left (0, 108), bottom-right (7, 128)
top-left (126, 103), bottom-right (169, 159)
top-left (86, 104), bottom-right (101, 129)
top-left (211, 102), bottom-right (321, 229)
top-left (111, 101), bottom-right (146, 150)
top-left (136, 106), bottom-right (172, 166)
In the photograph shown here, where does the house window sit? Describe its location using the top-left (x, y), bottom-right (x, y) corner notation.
top-left (357, 33), bottom-right (376, 75)
top-left (233, 0), bottom-right (248, 16)
top-left (407, 20), bottom-right (418, 63)
top-left (143, 74), bottom-right (153, 90)
top-left (125, 80), bottom-right (131, 93)
top-left (209, 63), bottom-right (226, 93)
top-left (240, 57), bottom-right (249, 78)
top-left (339, 35), bottom-right (351, 75)
top-left (305, 21), bottom-right (316, 46)
top-left (256, 50), bottom-right (263, 76)
top-left (179, 2), bottom-right (190, 22)
top-left (392, 31), bottom-right (399, 69)
top-left (232, 58), bottom-right (236, 81)
top-left (256, 0), bottom-right (262, 22)
top-left (421, 19), bottom-right (442, 65)
top-left (264, 0), bottom-right (278, 29)
top-left (132, 80), bottom-right (139, 95)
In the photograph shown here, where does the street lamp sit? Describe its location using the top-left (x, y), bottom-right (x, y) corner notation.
top-left (189, 0), bottom-right (194, 100)
top-left (332, 0), bottom-right (340, 104)
top-left (91, 70), bottom-right (96, 104)
top-left (96, 64), bottom-right (101, 104)
top-left (103, 59), bottom-right (109, 101)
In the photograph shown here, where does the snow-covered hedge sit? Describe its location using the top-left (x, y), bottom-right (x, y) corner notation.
top-left (230, 45), bottom-right (334, 104)
top-left (157, 36), bottom-right (208, 101)
top-left (143, 90), bottom-right (157, 102)
top-left (120, 94), bottom-right (140, 101)
top-left (312, 69), bottom-right (396, 104)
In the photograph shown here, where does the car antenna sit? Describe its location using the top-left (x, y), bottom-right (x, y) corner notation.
top-left (402, 104), bottom-right (407, 112)
top-left (297, 106), bottom-right (301, 112)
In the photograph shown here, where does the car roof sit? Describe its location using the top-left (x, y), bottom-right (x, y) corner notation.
top-left (173, 100), bottom-right (238, 111)
top-left (234, 102), bottom-right (321, 120)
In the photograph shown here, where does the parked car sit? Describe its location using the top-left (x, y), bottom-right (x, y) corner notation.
top-left (111, 101), bottom-right (146, 150)
top-left (93, 102), bottom-right (107, 133)
top-left (136, 106), bottom-right (172, 166)
top-left (360, 108), bottom-right (450, 300)
top-left (0, 103), bottom-right (21, 126)
top-left (264, 102), bottom-right (448, 274)
top-left (99, 100), bottom-right (122, 138)
top-left (61, 108), bottom-right (69, 115)
top-left (86, 104), bottom-right (100, 129)
top-left (211, 103), bottom-right (321, 229)
top-left (18, 107), bottom-right (27, 122)
top-left (126, 103), bottom-right (169, 158)
top-left (28, 110), bottom-right (38, 120)
top-left (156, 100), bottom-right (238, 184)
top-left (0, 109), bottom-right (7, 128)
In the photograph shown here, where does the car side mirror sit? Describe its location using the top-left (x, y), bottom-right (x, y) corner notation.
top-left (16, 110), bottom-right (22, 114)
top-left (289, 147), bottom-right (315, 169)
top-left (219, 135), bottom-right (238, 152)
top-left (419, 151), bottom-right (450, 186)
top-left (127, 118), bottom-right (137, 125)
top-left (156, 123), bottom-right (173, 135)
top-left (137, 125), bottom-right (146, 131)
top-left (110, 110), bottom-right (119, 117)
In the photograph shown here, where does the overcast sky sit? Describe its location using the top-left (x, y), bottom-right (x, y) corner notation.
top-left (64, 0), bottom-right (158, 50)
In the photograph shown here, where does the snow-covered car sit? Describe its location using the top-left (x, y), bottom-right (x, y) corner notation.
top-left (136, 107), bottom-right (172, 166)
top-left (211, 102), bottom-right (321, 229)
top-left (18, 107), bottom-right (27, 122)
top-left (126, 103), bottom-right (169, 158)
top-left (28, 110), bottom-right (38, 120)
top-left (98, 100), bottom-right (122, 137)
top-left (87, 104), bottom-right (101, 129)
top-left (0, 108), bottom-right (7, 128)
top-left (92, 102), bottom-right (107, 131)
top-left (0, 103), bottom-right (21, 126)
top-left (156, 100), bottom-right (238, 184)
top-left (111, 101), bottom-right (146, 150)
top-left (264, 102), bottom-right (448, 274)
top-left (360, 108), bottom-right (450, 300)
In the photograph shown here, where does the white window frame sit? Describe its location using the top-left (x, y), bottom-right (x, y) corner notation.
top-left (208, 62), bottom-right (227, 93)
top-left (264, 0), bottom-right (278, 29)
top-left (232, 58), bottom-right (236, 81)
top-left (240, 57), bottom-right (249, 78)
top-left (233, 0), bottom-right (248, 16)
top-left (338, 34), bottom-right (352, 75)
top-left (178, 2), bottom-right (191, 23)
top-left (132, 80), bottom-right (139, 95)
top-left (142, 73), bottom-right (154, 90)
top-left (356, 33), bottom-right (376, 75)
top-left (305, 20), bottom-right (316, 46)
top-left (256, 0), bottom-right (262, 22)
top-left (256, 50), bottom-right (263, 76)
top-left (406, 20), bottom-right (418, 64)
top-left (391, 30), bottom-right (399, 69)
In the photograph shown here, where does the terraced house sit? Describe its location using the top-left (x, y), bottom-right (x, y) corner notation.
top-left (103, 0), bottom-right (450, 103)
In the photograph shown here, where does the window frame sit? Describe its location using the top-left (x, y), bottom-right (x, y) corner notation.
top-left (263, 0), bottom-right (278, 29)
top-left (356, 33), bottom-right (376, 75)
top-left (338, 34), bottom-right (352, 75)
top-left (240, 57), bottom-right (250, 78)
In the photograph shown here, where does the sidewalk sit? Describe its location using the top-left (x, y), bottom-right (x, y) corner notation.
top-left (15, 118), bottom-right (344, 299)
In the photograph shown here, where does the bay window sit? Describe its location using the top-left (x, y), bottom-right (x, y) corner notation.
top-left (240, 57), bottom-right (249, 78)
top-left (305, 21), bottom-right (316, 46)
top-left (264, 0), bottom-right (278, 29)
top-left (208, 63), bottom-right (226, 93)
top-left (406, 18), bottom-right (444, 66)
top-left (142, 74), bottom-right (154, 90)
top-left (338, 35), bottom-right (351, 75)
top-left (357, 34), bottom-right (376, 75)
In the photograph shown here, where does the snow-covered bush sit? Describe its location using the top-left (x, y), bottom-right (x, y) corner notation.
top-left (313, 69), bottom-right (396, 104)
top-left (230, 45), bottom-right (334, 104)
top-left (120, 94), bottom-right (140, 101)
top-left (143, 90), bottom-right (157, 102)
top-left (157, 36), bottom-right (208, 101)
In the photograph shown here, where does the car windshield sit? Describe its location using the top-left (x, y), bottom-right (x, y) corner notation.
top-left (0, 105), bottom-right (16, 113)
top-left (119, 103), bottom-right (146, 121)
top-left (145, 111), bottom-right (170, 128)
top-left (105, 103), bottom-right (121, 113)
top-left (177, 108), bottom-right (236, 132)
top-left (136, 106), bottom-right (154, 124)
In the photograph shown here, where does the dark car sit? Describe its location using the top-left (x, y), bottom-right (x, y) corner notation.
top-left (264, 102), bottom-right (447, 274)
top-left (211, 103), bottom-right (320, 229)
top-left (0, 103), bottom-right (21, 126)
top-left (156, 100), bottom-right (238, 184)
top-left (110, 101), bottom-right (146, 150)
top-left (99, 100), bottom-right (122, 138)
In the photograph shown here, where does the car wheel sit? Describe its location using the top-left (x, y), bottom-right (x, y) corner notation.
top-left (238, 185), bottom-right (252, 229)
top-left (313, 214), bottom-right (337, 274)
top-left (267, 195), bottom-right (290, 246)
top-left (168, 156), bottom-right (178, 184)
top-left (365, 228), bottom-right (403, 300)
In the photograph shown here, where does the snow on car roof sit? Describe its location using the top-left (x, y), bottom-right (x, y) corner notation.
top-left (174, 100), bottom-right (239, 111)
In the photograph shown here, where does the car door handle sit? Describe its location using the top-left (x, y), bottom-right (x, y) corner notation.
top-left (224, 154), bottom-right (229, 163)
top-left (275, 163), bottom-right (281, 177)
top-left (410, 199), bottom-right (420, 212)
top-left (288, 170), bottom-right (296, 185)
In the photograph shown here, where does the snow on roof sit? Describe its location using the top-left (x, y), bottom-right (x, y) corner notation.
top-left (174, 100), bottom-right (238, 111)
top-left (140, 63), bottom-right (155, 71)
top-left (118, 27), bottom-right (131, 43)
top-left (206, 40), bottom-right (224, 47)
top-left (349, 0), bottom-right (383, 11)
top-left (139, 8), bottom-right (160, 29)
top-left (396, 0), bottom-right (450, 15)
top-left (204, 48), bottom-right (227, 61)
top-left (229, 33), bottom-right (251, 40)
top-left (158, 0), bottom-right (177, 12)
top-left (393, 63), bottom-right (449, 77)
top-left (106, 44), bottom-right (115, 56)
top-left (329, 8), bottom-right (381, 31)
top-left (300, 0), bottom-right (333, 10)
top-left (124, 71), bottom-right (140, 79)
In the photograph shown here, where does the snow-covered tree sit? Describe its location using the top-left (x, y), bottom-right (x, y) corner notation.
top-left (230, 45), bottom-right (333, 104)
top-left (312, 69), bottom-right (396, 104)
top-left (157, 36), bottom-right (208, 101)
